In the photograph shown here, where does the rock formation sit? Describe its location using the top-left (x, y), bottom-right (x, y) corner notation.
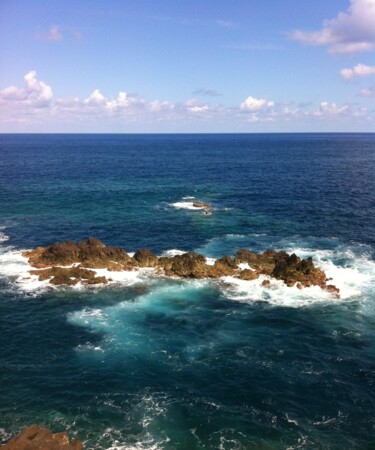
top-left (1, 424), bottom-right (83, 450)
top-left (23, 238), bottom-right (340, 297)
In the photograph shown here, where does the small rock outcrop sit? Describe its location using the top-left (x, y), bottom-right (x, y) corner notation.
top-left (23, 238), bottom-right (339, 297)
top-left (192, 202), bottom-right (210, 209)
top-left (162, 252), bottom-right (209, 278)
top-left (1, 424), bottom-right (83, 450)
top-left (30, 267), bottom-right (107, 286)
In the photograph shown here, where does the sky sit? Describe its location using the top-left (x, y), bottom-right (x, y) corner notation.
top-left (0, 0), bottom-right (374, 133)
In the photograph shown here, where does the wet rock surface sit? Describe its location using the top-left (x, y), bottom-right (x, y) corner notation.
top-left (1, 424), bottom-right (83, 450)
top-left (23, 238), bottom-right (340, 296)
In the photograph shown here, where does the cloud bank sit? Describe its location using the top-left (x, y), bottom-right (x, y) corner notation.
top-left (0, 71), bottom-right (372, 131)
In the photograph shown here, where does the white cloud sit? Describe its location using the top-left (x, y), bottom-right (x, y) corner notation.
top-left (314, 101), bottom-right (349, 116)
top-left (185, 98), bottom-right (209, 113)
top-left (84, 89), bottom-right (107, 105)
top-left (149, 100), bottom-right (174, 112)
top-left (240, 96), bottom-right (274, 111)
top-left (0, 70), bottom-right (53, 107)
top-left (340, 63), bottom-right (375, 79)
top-left (291, 0), bottom-right (375, 54)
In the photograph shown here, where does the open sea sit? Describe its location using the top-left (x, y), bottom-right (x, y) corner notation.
top-left (0, 133), bottom-right (375, 449)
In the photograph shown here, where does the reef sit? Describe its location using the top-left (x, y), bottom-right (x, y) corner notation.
top-left (23, 237), bottom-right (340, 296)
top-left (1, 424), bottom-right (83, 450)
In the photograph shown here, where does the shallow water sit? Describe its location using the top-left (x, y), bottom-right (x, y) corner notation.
top-left (0, 134), bottom-right (375, 449)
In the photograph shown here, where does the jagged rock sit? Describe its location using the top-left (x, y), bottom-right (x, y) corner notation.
top-left (163, 252), bottom-right (209, 278)
top-left (133, 248), bottom-right (158, 267)
top-left (209, 256), bottom-right (238, 277)
top-left (239, 269), bottom-right (259, 280)
top-left (1, 424), bottom-right (83, 450)
top-left (271, 254), bottom-right (327, 288)
top-left (30, 266), bottom-right (108, 285)
top-left (23, 237), bottom-right (133, 270)
top-left (23, 238), bottom-right (339, 296)
top-left (326, 284), bottom-right (340, 298)
top-left (235, 249), bottom-right (287, 275)
top-left (262, 279), bottom-right (271, 287)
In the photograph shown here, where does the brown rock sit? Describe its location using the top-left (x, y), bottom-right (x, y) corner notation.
top-left (326, 284), bottom-right (340, 298)
top-left (235, 249), bottom-right (287, 275)
top-left (192, 203), bottom-right (210, 209)
top-left (261, 279), bottom-right (271, 287)
top-left (239, 269), bottom-right (259, 281)
top-left (26, 237), bottom-right (133, 270)
top-left (1, 424), bottom-right (83, 450)
top-left (271, 254), bottom-right (327, 288)
top-left (30, 266), bottom-right (108, 286)
top-left (165, 252), bottom-right (209, 278)
top-left (133, 248), bottom-right (159, 267)
top-left (209, 256), bottom-right (238, 277)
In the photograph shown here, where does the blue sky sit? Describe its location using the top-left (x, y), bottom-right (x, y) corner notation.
top-left (0, 0), bottom-right (374, 132)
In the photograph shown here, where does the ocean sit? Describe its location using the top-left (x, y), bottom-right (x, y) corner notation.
top-left (0, 133), bottom-right (374, 449)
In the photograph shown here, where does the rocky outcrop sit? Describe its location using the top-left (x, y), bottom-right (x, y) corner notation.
top-left (133, 248), bottom-right (159, 267)
top-left (161, 252), bottom-right (209, 278)
top-left (23, 238), bottom-right (339, 296)
top-left (1, 424), bottom-right (83, 450)
top-left (24, 237), bottom-right (134, 270)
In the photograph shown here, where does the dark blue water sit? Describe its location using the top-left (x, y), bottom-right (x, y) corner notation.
top-left (0, 134), bottom-right (374, 449)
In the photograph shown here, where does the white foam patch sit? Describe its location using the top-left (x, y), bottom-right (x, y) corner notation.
top-left (169, 197), bottom-right (211, 211)
top-left (92, 267), bottom-right (155, 286)
top-left (206, 257), bottom-right (216, 266)
top-left (160, 249), bottom-right (186, 257)
top-left (220, 245), bottom-right (375, 307)
top-left (75, 342), bottom-right (104, 352)
top-left (170, 201), bottom-right (203, 210)
top-left (283, 247), bottom-right (375, 300)
top-left (0, 231), bottom-right (9, 243)
top-left (238, 263), bottom-right (251, 270)
top-left (0, 248), bottom-right (50, 292)
top-left (221, 275), bottom-right (337, 308)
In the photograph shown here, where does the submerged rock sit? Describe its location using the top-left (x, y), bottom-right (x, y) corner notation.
top-left (23, 238), bottom-right (339, 296)
top-left (1, 424), bottom-right (83, 450)
top-left (192, 202), bottom-right (210, 209)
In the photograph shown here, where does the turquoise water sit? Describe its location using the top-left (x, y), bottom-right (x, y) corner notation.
top-left (0, 134), bottom-right (375, 449)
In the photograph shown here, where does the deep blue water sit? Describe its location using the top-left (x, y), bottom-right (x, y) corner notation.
top-left (0, 134), bottom-right (375, 449)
